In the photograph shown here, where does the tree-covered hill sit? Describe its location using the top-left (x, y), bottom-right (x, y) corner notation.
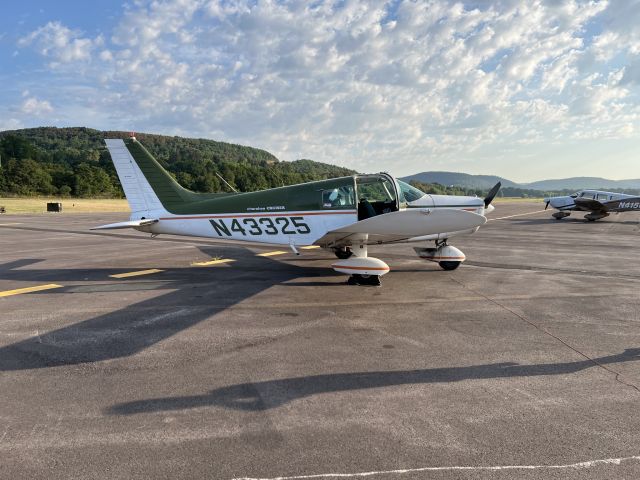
top-left (402, 171), bottom-right (640, 191)
top-left (408, 180), bottom-right (640, 199)
top-left (0, 127), bottom-right (356, 197)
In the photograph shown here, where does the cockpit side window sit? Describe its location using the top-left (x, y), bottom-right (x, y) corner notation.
top-left (398, 180), bottom-right (426, 203)
top-left (357, 177), bottom-right (396, 203)
top-left (355, 175), bottom-right (399, 220)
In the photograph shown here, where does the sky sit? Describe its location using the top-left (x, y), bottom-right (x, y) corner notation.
top-left (1, 0), bottom-right (640, 181)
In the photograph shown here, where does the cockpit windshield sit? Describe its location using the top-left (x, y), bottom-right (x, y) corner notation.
top-left (397, 180), bottom-right (426, 202)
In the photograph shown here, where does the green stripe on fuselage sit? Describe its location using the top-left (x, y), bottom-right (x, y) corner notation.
top-left (124, 139), bottom-right (356, 215)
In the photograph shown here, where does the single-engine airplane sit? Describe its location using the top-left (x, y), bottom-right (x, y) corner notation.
top-left (544, 190), bottom-right (640, 221)
top-left (94, 135), bottom-right (500, 285)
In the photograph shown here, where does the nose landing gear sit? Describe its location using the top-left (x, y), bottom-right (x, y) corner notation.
top-left (552, 211), bottom-right (571, 220)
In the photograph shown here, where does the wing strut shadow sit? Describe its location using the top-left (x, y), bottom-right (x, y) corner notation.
top-left (107, 348), bottom-right (640, 414)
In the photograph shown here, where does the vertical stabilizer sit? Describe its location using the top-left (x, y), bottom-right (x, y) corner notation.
top-left (105, 139), bottom-right (165, 215)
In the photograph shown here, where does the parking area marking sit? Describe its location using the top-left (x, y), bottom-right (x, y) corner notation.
top-left (300, 245), bottom-right (320, 250)
top-left (231, 455), bottom-right (640, 480)
top-left (0, 223), bottom-right (24, 226)
top-left (109, 269), bottom-right (164, 278)
top-left (0, 283), bottom-right (63, 298)
top-left (191, 258), bottom-right (236, 266)
top-left (257, 250), bottom-right (287, 257)
top-left (489, 210), bottom-right (548, 221)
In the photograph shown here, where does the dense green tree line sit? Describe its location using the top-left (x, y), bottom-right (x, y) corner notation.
top-left (0, 127), bottom-right (355, 197)
top-left (4, 127), bottom-right (638, 199)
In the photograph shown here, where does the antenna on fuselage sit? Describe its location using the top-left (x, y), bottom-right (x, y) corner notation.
top-left (215, 172), bottom-right (238, 193)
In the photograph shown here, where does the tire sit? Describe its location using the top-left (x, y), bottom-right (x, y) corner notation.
top-left (347, 274), bottom-right (381, 286)
top-left (367, 275), bottom-right (381, 286)
top-left (334, 247), bottom-right (353, 259)
top-left (439, 261), bottom-right (461, 271)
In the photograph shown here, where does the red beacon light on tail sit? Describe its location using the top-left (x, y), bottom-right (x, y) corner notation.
top-left (129, 131), bottom-right (136, 141)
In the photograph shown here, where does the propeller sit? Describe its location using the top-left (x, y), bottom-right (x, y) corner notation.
top-left (484, 182), bottom-right (501, 208)
top-left (545, 200), bottom-right (550, 210)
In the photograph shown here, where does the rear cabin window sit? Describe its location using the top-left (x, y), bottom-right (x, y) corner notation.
top-left (322, 186), bottom-right (355, 208)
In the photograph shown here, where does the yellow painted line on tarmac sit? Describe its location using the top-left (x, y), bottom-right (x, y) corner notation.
top-left (300, 245), bottom-right (320, 250)
top-left (109, 269), bottom-right (164, 279)
top-left (0, 283), bottom-right (63, 298)
top-left (0, 223), bottom-right (23, 226)
top-left (191, 258), bottom-right (236, 266)
top-left (257, 250), bottom-right (287, 257)
top-left (489, 210), bottom-right (548, 221)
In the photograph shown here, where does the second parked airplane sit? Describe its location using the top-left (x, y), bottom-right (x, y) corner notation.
top-left (544, 190), bottom-right (640, 221)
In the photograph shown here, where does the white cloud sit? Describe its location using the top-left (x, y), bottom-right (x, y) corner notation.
top-left (20, 97), bottom-right (53, 116)
top-left (10, 0), bottom-right (640, 179)
top-left (18, 21), bottom-right (96, 64)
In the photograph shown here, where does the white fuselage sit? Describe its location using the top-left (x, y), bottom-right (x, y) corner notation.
top-left (138, 208), bottom-right (357, 246)
top-left (134, 193), bottom-right (487, 247)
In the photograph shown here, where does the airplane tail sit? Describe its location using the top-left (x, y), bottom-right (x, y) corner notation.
top-left (105, 137), bottom-right (201, 216)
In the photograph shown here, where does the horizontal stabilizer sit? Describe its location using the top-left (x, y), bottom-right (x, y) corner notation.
top-left (91, 219), bottom-right (158, 230)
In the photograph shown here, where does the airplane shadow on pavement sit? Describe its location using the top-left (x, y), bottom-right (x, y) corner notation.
top-left (106, 347), bottom-right (640, 414)
top-left (0, 246), bottom-right (337, 372)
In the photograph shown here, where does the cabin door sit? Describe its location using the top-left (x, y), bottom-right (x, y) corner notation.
top-left (355, 174), bottom-right (400, 221)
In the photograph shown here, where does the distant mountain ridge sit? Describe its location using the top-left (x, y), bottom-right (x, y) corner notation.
top-left (401, 171), bottom-right (640, 191)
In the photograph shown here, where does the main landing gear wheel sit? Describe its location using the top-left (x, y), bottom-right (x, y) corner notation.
top-left (414, 243), bottom-right (466, 271)
top-left (438, 261), bottom-right (461, 271)
top-left (347, 274), bottom-right (381, 286)
top-left (334, 247), bottom-right (353, 259)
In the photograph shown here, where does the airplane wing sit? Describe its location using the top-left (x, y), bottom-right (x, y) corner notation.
top-left (574, 198), bottom-right (607, 212)
top-left (91, 219), bottom-right (159, 230)
top-left (314, 208), bottom-right (486, 247)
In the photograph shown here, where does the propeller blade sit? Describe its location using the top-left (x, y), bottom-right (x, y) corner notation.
top-left (545, 201), bottom-right (550, 210)
top-left (484, 182), bottom-right (501, 208)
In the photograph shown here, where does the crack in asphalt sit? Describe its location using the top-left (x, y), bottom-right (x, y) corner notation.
top-left (448, 276), bottom-right (640, 395)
